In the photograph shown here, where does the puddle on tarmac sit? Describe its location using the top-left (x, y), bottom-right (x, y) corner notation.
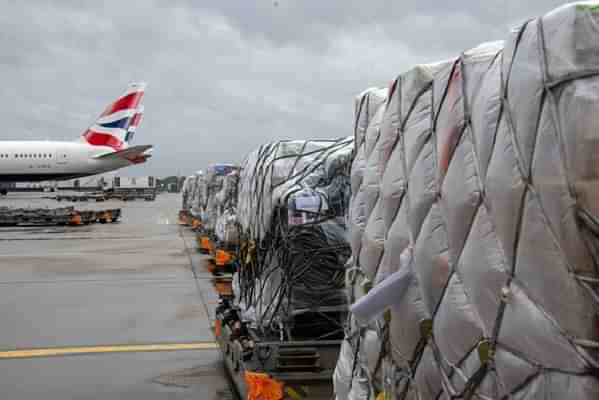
top-left (151, 363), bottom-right (238, 399)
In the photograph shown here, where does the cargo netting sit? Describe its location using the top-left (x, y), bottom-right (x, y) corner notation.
top-left (236, 138), bottom-right (354, 340)
top-left (335, 3), bottom-right (599, 399)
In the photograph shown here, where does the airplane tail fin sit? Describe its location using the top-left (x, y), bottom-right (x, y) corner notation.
top-left (81, 83), bottom-right (146, 150)
top-left (124, 105), bottom-right (144, 144)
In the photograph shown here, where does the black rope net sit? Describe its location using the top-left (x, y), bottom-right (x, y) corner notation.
top-left (335, 3), bottom-right (599, 399)
top-left (236, 138), bottom-right (353, 341)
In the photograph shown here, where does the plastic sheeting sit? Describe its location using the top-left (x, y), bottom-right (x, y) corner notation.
top-left (335, 3), bottom-right (599, 399)
top-left (189, 170), bottom-right (205, 218)
top-left (236, 139), bottom-right (353, 339)
top-left (215, 170), bottom-right (241, 244)
top-left (181, 175), bottom-right (197, 211)
top-left (200, 164), bottom-right (238, 233)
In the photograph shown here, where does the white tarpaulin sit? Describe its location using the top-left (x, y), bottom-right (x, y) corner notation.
top-left (214, 170), bottom-right (241, 244)
top-left (335, 3), bottom-right (599, 399)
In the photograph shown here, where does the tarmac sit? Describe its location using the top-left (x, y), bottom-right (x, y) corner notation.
top-left (0, 193), bottom-right (234, 399)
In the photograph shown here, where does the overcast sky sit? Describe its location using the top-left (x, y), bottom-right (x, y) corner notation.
top-left (1, 0), bottom-right (566, 177)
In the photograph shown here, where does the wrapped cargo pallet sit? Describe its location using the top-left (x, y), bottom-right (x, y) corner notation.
top-left (189, 170), bottom-right (205, 218)
top-left (334, 87), bottom-right (389, 400)
top-left (215, 169), bottom-right (241, 245)
top-left (335, 3), bottom-right (599, 399)
top-left (181, 175), bottom-right (197, 211)
top-left (202, 164), bottom-right (239, 233)
top-left (237, 138), bottom-right (353, 339)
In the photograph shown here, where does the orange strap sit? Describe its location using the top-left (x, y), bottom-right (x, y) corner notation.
top-left (245, 372), bottom-right (283, 400)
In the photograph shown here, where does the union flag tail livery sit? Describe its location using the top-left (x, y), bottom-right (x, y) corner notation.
top-left (82, 83), bottom-right (146, 150)
top-left (0, 82), bottom-right (153, 188)
top-left (124, 105), bottom-right (144, 144)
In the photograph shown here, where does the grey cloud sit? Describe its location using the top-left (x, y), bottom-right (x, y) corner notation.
top-left (0, 0), bottom-right (567, 176)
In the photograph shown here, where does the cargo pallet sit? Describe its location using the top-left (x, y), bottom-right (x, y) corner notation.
top-left (105, 188), bottom-right (156, 201)
top-left (0, 207), bottom-right (121, 227)
top-left (50, 193), bottom-right (107, 202)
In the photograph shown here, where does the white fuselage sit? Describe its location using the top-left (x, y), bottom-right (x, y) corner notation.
top-left (0, 141), bottom-right (130, 182)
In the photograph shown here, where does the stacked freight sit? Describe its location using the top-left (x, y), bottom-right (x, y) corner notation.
top-left (236, 138), bottom-right (353, 340)
top-left (181, 175), bottom-right (196, 212)
top-left (202, 164), bottom-right (239, 234)
top-left (190, 170), bottom-right (206, 218)
top-left (335, 3), bottom-right (599, 400)
top-left (209, 138), bottom-right (354, 398)
top-left (214, 169), bottom-right (241, 245)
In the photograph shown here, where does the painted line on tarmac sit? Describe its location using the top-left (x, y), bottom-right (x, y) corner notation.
top-left (0, 342), bottom-right (219, 360)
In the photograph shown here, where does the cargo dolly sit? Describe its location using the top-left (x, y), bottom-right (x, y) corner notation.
top-left (0, 207), bottom-right (121, 227)
top-left (215, 298), bottom-right (343, 400)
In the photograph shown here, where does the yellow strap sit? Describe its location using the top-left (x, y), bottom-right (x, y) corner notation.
top-left (285, 386), bottom-right (303, 400)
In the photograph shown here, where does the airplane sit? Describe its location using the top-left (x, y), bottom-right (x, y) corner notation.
top-left (0, 83), bottom-right (152, 195)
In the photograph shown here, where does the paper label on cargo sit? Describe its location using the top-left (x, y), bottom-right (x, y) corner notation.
top-left (294, 195), bottom-right (321, 213)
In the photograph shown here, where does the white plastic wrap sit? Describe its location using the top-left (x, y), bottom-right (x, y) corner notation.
top-left (181, 175), bottom-right (196, 210)
top-left (214, 170), bottom-right (240, 244)
top-left (236, 139), bottom-right (353, 339)
top-left (201, 164), bottom-right (238, 233)
top-left (335, 3), bottom-right (599, 399)
top-left (238, 139), bottom-right (353, 241)
top-left (189, 170), bottom-right (205, 218)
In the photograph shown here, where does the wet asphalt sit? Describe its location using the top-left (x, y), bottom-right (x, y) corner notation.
top-left (0, 193), bottom-right (232, 399)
